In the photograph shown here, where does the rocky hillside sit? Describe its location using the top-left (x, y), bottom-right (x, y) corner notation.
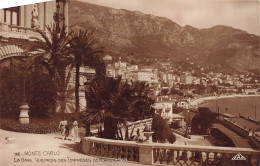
top-left (69, 0), bottom-right (259, 72)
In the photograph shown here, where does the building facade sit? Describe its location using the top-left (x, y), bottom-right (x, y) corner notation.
top-left (0, 1), bottom-right (89, 113)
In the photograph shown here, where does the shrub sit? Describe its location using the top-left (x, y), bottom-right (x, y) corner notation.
top-left (170, 121), bottom-right (180, 129)
top-left (152, 114), bottom-right (176, 144)
top-left (168, 131), bottom-right (176, 144)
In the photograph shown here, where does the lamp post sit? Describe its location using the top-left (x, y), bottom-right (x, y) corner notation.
top-left (19, 59), bottom-right (29, 124)
top-left (185, 110), bottom-right (191, 139)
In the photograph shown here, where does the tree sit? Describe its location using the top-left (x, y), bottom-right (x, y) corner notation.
top-left (80, 77), bottom-right (154, 139)
top-left (191, 107), bottom-right (217, 134)
top-left (169, 87), bottom-right (183, 96)
top-left (152, 114), bottom-right (176, 143)
top-left (161, 89), bottom-right (169, 96)
top-left (70, 29), bottom-right (105, 112)
top-left (129, 81), bottom-right (155, 120)
top-left (26, 23), bottom-right (74, 113)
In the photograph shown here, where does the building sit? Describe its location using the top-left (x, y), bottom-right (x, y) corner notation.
top-left (114, 61), bottom-right (126, 68)
top-left (153, 102), bottom-right (173, 121)
top-left (0, 1), bottom-right (88, 113)
top-left (0, 1), bottom-right (69, 62)
top-left (153, 102), bottom-right (184, 125)
top-left (132, 70), bottom-right (154, 83)
top-left (175, 99), bottom-right (190, 109)
top-left (180, 75), bottom-right (193, 84)
top-left (102, 54), bottom-right (112, 61)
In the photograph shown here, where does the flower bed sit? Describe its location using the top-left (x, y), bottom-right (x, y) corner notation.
top-left (0, 113), bottom-right (80, 134)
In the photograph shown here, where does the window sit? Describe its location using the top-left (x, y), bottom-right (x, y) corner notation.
top-left (4, 7), bottom-right (19, 25)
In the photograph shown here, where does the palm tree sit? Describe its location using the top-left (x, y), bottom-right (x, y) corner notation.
top-left (70, 29), bottom-right (105, 112)
top-left (81, 77), bottom-right (154, 139)
top-left (26, 23), bottom-right (74, 113)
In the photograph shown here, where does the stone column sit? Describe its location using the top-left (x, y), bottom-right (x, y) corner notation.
top-left (38, 3), bottom-right (45, 30)
top-left (45, 0), bottom-right (56, 26)
top-left (19, 6), bottom-right (25, 27)
top-left (82, 138), bottom-right (92, 154)
top-left (0, 10), bottom-right (5, 22)
top-left (24, 4), bottom-right (32, 28)
top-left (64, 1), bottom-right (69, 30)
top-left (139, 144), bottom-right (154, 165)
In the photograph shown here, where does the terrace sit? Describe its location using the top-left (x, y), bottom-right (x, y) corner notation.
top-left (0, 22), bottom-right (44, 41)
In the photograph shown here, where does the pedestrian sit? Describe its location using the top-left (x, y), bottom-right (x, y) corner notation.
top-left (70, 117), bottom-right (79, 141)
top-left (58, 117), bottom-right (68, 140)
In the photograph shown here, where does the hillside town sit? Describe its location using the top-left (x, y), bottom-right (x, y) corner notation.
top-left (102, 54), bottom-right (260, 98)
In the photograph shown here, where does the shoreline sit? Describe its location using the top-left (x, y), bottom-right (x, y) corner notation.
top-left (189, 94), bottom-right (260, 108)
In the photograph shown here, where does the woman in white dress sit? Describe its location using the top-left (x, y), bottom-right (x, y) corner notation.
top-left (70, 118), bottom-right (79, 141)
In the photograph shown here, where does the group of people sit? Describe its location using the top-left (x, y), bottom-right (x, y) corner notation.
top-left (58, 117), bottom-right (79, 141)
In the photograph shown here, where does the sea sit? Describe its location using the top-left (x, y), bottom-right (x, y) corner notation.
top-left (199, 96), bottom-right (260, 119)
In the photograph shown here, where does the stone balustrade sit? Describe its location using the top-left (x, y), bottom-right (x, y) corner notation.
top-left (0, 22), bottom-right (44, 41)
top-left (82, 137), bottom-right (260, 165)
top-left (82, 137), bottom-right (139, 162)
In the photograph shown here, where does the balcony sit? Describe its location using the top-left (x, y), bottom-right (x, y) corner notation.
top-left (82, 137), bottom-right (260, 165)
top-left (0, 22), bottom-right (44, 41)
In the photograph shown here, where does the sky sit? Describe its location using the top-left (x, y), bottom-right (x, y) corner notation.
top-left (78, 0), bottom-right (260, 35)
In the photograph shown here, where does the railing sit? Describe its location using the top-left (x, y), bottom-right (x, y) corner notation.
top-left (125, 118), bottom-right (152, 128)
top-left (0, 22), bottom-right (44, 41)
top-left (239, 114), bottom-right (259, 125)
top-left (222, 118), bottom-right (250, 138)
top-left (222, 118), bottom-right (260, 149)
top-left (82, 137), bottom-right (139, 162)
top-left (118, 118), bottom-right (152, 132)
top-left (82, 137), bottom-right (260, 165)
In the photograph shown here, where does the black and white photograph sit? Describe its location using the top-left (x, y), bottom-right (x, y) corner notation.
top-left (0, 0), bottom-right (259, 165)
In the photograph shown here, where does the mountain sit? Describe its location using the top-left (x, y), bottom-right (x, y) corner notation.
top-left (69, 0), bottom-right (260, 73)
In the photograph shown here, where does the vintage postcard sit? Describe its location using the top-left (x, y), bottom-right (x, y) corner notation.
top-left (0, 0), bottom-right (259, 165)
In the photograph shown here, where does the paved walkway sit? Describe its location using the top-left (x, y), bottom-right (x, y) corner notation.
top-left (0, 128), bottom-right (213, 166)
top-left (0, 129), bottom-right (145, 166)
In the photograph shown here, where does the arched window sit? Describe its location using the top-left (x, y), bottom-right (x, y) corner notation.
top-left (4, 7), bottom-right (19, 25)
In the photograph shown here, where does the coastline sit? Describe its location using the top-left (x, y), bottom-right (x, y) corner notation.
top-left (189, 94), bottom-right (260, 108)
